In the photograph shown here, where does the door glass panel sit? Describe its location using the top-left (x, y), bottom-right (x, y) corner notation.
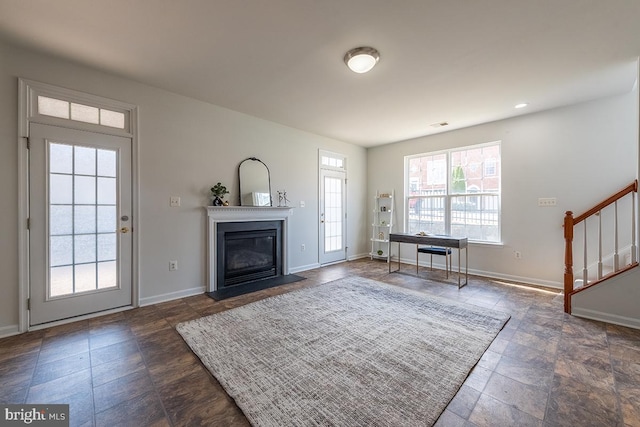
top-left (50, 236), bottom-right (73, 267)
top-left (49, 143), bottom-right (73, 174)
top-left (97, 206), bottom-right (116, 233)
top-left (50, 205), bottom-right (72, 235)
top-left (74, 146), bottom-right (96, 175)
top-left (97, 177), bottom-right (116, 204)
top-left (97, 149), bottom-right (117, 177)
top-left (98, 261), bottom-right (117, 288)
top-left (98, 234), bottom-right (117, 261)
top-left (74, 176), bottom-right (96, 204)
top-left (50, 174), bottom-right (73, 204)
top-left (324, 176), bottom-right (343, 252)
top-left (48, 142), bottom-right (119, 297)
top-left (50, 266), bottom-right (73, 297)
top-left (74, 206), bottom-right (96, 234)
top-left (75, 263), bottom-right (96, 292)
top-left (74, 235), bottom-right (96, 264)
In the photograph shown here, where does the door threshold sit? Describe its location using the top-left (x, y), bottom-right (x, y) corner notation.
top-left (29, 305), bottom-right (134, 332)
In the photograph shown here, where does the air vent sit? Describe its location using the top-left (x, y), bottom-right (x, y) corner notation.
top-left (430, 121), bottom-right (449, 128)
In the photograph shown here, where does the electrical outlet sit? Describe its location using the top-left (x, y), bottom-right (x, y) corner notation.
top-left (299, 201), bottom-right (305, 208)
top-left (538, 197), bottom-right (557, 207)
top-left (169, 260), bottom-right (178, 271)
top-left (170, 196), bottom-right (181, 207)
top-left (514, 251), bottom-right (522, 259)
top-left (301, 244), bottom-right (306, 252)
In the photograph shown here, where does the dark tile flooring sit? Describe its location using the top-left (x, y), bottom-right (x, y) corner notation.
top-left (1, 259), bottom-right (640, 426)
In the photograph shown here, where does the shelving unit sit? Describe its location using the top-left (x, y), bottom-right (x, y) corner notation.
top-left (370, 190), bottom-right (394, 261)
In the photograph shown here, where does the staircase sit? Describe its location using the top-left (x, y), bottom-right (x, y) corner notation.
top-left (563, 180), bottom-right (639, 314)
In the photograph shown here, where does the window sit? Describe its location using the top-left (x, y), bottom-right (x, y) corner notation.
top-left (38, 96), bottom-right (126, 129)
top-left (405, 142), bottom-right (501, 243)
top-left (321, 153), bottom-right (345, 170)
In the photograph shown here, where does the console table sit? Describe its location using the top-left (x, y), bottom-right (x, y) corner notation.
top-left (388, 233), bottom-right (468, 288)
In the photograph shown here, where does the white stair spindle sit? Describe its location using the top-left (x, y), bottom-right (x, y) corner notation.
top-left (597, 211), bottom-right (603, 279)
top-left (583, 221), bottom-right (588, 285)
top-left (614, 200), bottom-right (619, 271)
top-left (632, 191), bottom-right (637, 264)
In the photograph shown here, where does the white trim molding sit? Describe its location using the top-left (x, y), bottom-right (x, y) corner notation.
top-left (572, 307), bottom-right (640, 330)
top-left (140, 286), bottom-right (206, 307)
top-left (18, 78), bottom-right (140, 332)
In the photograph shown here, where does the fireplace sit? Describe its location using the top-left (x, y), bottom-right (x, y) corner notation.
top-left (206, 206), bottom-right (293, 293)
top-left (216, 221), bottom-right (282, 288)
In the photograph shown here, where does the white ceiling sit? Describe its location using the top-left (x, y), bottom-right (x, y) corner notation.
top-left (1, 0), bottom-right (639, 147)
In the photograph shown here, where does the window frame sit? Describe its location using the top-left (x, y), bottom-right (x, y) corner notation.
top-left (404, 141), bottom-right (502, 244)
top-left (20, 80), bottom-right (134, 138)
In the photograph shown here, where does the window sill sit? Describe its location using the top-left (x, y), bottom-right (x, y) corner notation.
top-left (468, 240), bottom-right (504, 247)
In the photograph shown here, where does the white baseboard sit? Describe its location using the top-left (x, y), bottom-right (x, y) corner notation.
top-left (391, 255), bottom-right (562, 289)
top-left (572, 307), bottom-right (640, 330)
top-left (289, 263), bottom-right (321, 274)
top-left (0, 324), bottom-right (21, 339)
top-left (468, 268), bottom-right (562, 289)
top-left (348, 253), bottom-right (370, 261)
top-left (139, 286), bottom-right (206, 307)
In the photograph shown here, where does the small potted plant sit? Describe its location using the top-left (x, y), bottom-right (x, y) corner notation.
top-left (211, 182), bottom-right (229, 206)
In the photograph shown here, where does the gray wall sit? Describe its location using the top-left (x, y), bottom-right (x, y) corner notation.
top-left (1, 39), bottom-right (637, 334)
top-left (367, 91), bottom-right (638, 286)
top-left (0, 41), bottom-right (368, 333)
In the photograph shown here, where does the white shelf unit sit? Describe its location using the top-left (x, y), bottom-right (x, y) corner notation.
top-left (370, 190), bottom-right (394, 261)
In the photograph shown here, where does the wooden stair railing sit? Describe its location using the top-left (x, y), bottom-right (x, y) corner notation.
top-left (564, 180), bottom-right (638, 313)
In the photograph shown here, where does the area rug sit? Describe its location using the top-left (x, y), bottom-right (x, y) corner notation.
top-left (176, 276), bottom-right (510, 427)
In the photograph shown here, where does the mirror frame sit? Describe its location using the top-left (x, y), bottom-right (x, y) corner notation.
top-left (238, 157), bottom-right (272, 206)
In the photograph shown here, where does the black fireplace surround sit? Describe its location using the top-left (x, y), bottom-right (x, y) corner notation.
top-left (216, 221), bottom-right (282, 288)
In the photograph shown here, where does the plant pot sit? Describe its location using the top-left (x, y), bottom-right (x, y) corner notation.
top-left (212, 196), bottom-right (223, 206)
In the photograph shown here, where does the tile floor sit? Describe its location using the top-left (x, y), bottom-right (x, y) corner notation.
top-left (1, 259), bottom-right (639, 426)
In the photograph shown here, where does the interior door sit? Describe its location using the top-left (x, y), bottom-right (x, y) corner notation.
top-left (29, 123), bottom-right (132, 326)
top-left (319, 169), bottom-right (346, 264)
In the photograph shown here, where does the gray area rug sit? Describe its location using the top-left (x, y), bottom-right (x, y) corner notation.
top-left (177, 276), bottom-right (510, 427)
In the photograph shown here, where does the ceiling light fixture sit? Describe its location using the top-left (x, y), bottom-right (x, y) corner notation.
top-left (515, 103), bottom-right (528, 109)
top-left (344, 47), bottom-right (380, 73)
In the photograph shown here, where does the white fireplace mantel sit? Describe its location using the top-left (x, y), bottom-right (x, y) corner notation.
top-left (205, 206), bottom-right (293, 291)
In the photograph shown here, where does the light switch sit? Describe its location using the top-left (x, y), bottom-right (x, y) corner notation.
top-left (538, 197), bottom-right (556, 207)
top-left (170, 196), bottom-right (181, 207)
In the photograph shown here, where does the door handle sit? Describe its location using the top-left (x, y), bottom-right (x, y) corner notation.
top-left (120, 227), bottom-right (130, 233)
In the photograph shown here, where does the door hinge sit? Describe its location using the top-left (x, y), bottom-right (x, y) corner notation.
top-left (27, 218), bottom-right (30, 230)
top-left (24, 137), bottom-right (30, 150)
top-left (27, 298), bottom-right (30, 310)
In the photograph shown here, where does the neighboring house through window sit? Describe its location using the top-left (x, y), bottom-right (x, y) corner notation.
top-left (405, 142), bottom-right (501, 243)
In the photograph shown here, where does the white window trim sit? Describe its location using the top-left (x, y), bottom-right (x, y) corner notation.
top-left (20, 79), bottom-right (134, 137)
top-left (319, 149), bottom-right (347, 172)
top-left (17, 78), bottom-right (140, 333)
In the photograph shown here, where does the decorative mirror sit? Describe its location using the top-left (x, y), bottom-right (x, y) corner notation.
top-left (238, 157), bottom-right (272, 206)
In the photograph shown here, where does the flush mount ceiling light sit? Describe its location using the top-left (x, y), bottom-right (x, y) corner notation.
top-left (515, 103), bottom-right (529, 109)
top-left (344, 47), bottom-right (380, 73)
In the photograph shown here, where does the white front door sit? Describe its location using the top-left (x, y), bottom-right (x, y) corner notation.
top-left (29, 123), bottom-right (133, 326)
top-left (319, 169), bottom-right (346, 265)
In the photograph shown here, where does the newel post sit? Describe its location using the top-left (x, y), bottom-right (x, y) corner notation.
top-left (563, 211), bottom-right (574, 314)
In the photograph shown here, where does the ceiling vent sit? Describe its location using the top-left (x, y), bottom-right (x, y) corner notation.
top-left (430, 121), bottom-right (449, 128)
